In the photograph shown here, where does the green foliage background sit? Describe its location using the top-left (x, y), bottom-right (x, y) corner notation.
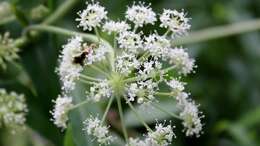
top-left (0, 0), bottom-right (260, 146)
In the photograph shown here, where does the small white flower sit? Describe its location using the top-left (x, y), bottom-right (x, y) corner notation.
top-left (103, 20), bottom-right (130, 34)
top-left (76, 1), bottom-right (107, 31)
top-left (117, 31), bottom-right (143, 53)
top-left (57, 36), bottom-right (83, 92)
top-left (179, 100), bottom-right (203, 137)
top-left (146, 123), bottom-right (175, 146)
top-left (143, 34), bottom-right (170, 58)
top-left (126, 138), bottom-right (148, 146)
top-left (87, 80), bottom-right (113, 102)
top-left (138, 59), bottom-right (162, 79)
top-left (160, 9), bottom-right (190, 36)
top-left (0, 32), bottom-right (19, 69)
top-left (86, 44), bottom-right (109, 65)
top-left (167, 47), bottom-right (195, 75)
top-left (126, 2), bottom-right (156, 27)
top-left (83, 116), bottom-right (113, 145)
top-left (127, 79), bottom-right (158, 104)
top-left (115, 52), bottom-right (140, 76)
top-left (166, 79), bottom-right (186, 96)
top-left (51, 95), bottom-right (73, 129)
top-left (0, 89), bottom-right (27, 133)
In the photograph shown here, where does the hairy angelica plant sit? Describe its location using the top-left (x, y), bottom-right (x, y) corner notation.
top-left (51, 1), bottom-right (204, 145)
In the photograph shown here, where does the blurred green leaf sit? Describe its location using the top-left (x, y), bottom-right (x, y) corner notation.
top-left (64, 125), bottom-right (76, 146)
top-left (124, 100), bottom-right (179, 127)
top-left (69, 82), bottom-right (101, 146)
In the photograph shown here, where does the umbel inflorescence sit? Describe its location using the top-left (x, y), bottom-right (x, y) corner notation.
top-left (0, 89), bottom-right (28, 134)
top-left (51, 1), bottom-right (204, 145)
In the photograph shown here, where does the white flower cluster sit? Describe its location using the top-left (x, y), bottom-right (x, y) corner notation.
top-left (160, 9), bottom-right (190, 36)
top-left (57, 36), bottom-right (109, 92)
top-left (76, 1), bottom-right (107, 31)
top-left (83, 116), bottom-right (113, 145)
top-left (167, 79), bottom-right (203, 137)
top-left (127, 123), bottom-right (175, 146)
top-left (57, 36), bottom-right (83, 92)
top-left (54, 1), bottom-right (203, 145)
top-left (51, 95), bottom-right (73, 129)
top-left (0, 32), bottom-right (19, 69)
top-left (87, 80), bottom-right (113, 102)
top-left (0, 89), bottom-right (27, 133)
top-left (103, 21), bottom-right (130, 34)
top-left (127, 79), bottom-right (158, 104)
top-left (126, 2), bottom-right (156, 27)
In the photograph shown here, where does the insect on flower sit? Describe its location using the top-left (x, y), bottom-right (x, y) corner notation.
top-left (73, 43), bottom-right (97, 66)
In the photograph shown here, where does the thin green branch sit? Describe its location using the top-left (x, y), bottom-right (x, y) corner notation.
top-left (101, 97), bottom-right (114, 123)
top-left (69, 100), bottom-right (88, 111)
top-left (89, 64), bottom-right (110, 77)
top-left (173, 18), bottom-right (260, 45)
top-left (79, 74), bottom-right (101, 82)
top-left (124, 97), bottom-right (152, 132)
top-left (43, 0), bottom-right (79, 24)
top-left (155, 92), bottom-right (173, 96)
top-left (116, 96), bottom-right (128, 142)
top-left (0, 16), bottom-right (16, 26)
top-left (151, 102), bottom-right (181, 120)
top-left (79, 79), bottom-right (96, 85)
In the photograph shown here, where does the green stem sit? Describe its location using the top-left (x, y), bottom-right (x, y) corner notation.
top-left (43, 0), bottom-right (79, 24)
top-left (173, 18), bottom-right (260, 45)
top-left (89, 64), bottom-right (110, 77)
top-left (94, 27), bottom-right (101, 43)
top-left (124, 97), bottom-right (152, 131)
top-left (116, 96), bottom-right (128, 142)
top-left (101, 97), bottom-right (114, 123)
top-left (80, 74), bottom-right (101, 82)
top-left (69, 100), bottom-right (88, 111)
top-left (0, 16), bottom-right (16, 26)
top-left (151, 102), bottom-right (181, 120)
top-left (163, 29), bottom-right (171, 37)
top-left (79, 79), bottom-right (96, 85)
top-left (155, 92), bottom-right (173, 96)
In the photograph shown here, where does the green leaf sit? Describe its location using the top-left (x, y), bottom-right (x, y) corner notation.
top-left (69, 82), bottom-right (101, 146)
top-left (124, 100), bottom-right (179, 127)
top-left (227, 124), bottom-right (257, 146)
top-left (64, 125), bottom-right (76, 146)
top-left (237, 107), bottom-right (260, 127)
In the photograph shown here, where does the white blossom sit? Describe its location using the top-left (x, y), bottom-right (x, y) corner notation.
top-left (117, 31), bottom-right (143, 53)
top-left (160, 9), bottom-right (190, 36)
top-left (115, 52), bottom-right (140, 76)
top-left (0, 32), bottom-right (19, 69)
top-left (146, 123), bottom-right (175, 146)
top-left (166, 78), bottom-right (186, 96)
top-left (127, 79), bottom-right (158, 104)
top-left (143, 34), bottom-right (170, 58)
top-left (0, 89), bottom-right (27, 133)
top-left (179, 100), bottom-right (203, 137)
top-left (137, 59), bottom-right (162, 79)
top-left (167, 47), bottom-right (195, 75)
top-left (83, 116), bottom-right (113, 145)
top-left (51, 95), bottom-right (73, 129)
top-left (76, 1), bottom-right (107, 31)
top-left (87, 80), bottom-right (113, 102)
top-left (103, 20), bottom-right (130, 34)
top-left (86, 44), bottom-right (109, 65)
top-left (57, 36), bottom-right (83, 92)
top-left (126, 2), bottom-right (156, 27)
top-left (126, 138), bottom-right (148, 146)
